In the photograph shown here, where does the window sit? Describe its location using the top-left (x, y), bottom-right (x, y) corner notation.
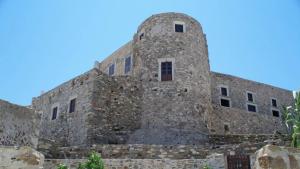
top-left (124, 56), bottom-right (131, 74)
top-left (161, 62), bottom-right (172, 81)
top-left (175, 24), bottom-right (184, 33)
top-left (271, 98), bottom-right (277, 107)
top-left (220, 98), bottom-right (231, 107)
top-left (221, 87), bottom-right (228, 97)
top-left (247, 104), bottom-right (257, 112)
top-left (108, 64), bottom-right (115, 76)
top-left (272, 110), bottom-right (280, 117)
top-left (139, 33), bottom-right (144, 40)
top-left (69, 98), bottom-right (76, 113)
top-left (247, 92), bottom-right (254, 102)
top-left (174, 21), bottom-right (185, 33)
top-left (51, 107), bottom-right (58, 120)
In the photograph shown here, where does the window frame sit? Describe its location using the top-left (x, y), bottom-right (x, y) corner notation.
top-left (124, 55), bottom-right (132, 74)
top-left (271, 98), bottom-right (278, 108)
top-left (220, 97), bottom-right (231, 108)
top-left (173, 21), bottom-right (186, 33)
top-left (158, 58), bottom-right (175, 81)
top-left (271, 108), bottom-right (280, 117)
top-left (51, 103), bottom-right (59, 120)
top-left (246, 103), bottom-right (258, 112)
top-left (246, 91), bottom-right (255, 103)
top-left (108, 63), bottom-right (115, 76)
top-left (68, 96), bottom-right (77, 113)
top-left (219, 85), bottom-right (229, 97)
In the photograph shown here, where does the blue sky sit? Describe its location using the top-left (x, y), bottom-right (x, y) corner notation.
top-left (0, 0), bottom-right (299, 106)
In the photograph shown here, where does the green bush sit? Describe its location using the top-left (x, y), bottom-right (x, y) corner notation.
top-left (78, 151), bottom-right (104, 169)
top-left (202, 164), bottom-right (213, 169)
top-left (57, 164), bottom-right (68, 169)
top-left (57, 151), bottom-right (104, 169)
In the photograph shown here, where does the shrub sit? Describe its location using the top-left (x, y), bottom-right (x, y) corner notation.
top-left (203, 164), bottom-right (213, 169)
top-left (77, 151), bottom-right (104, 169)
top-left (57, 151), bottom-right (104, 169)
top-left (57, 164), bottom-right (68, 169)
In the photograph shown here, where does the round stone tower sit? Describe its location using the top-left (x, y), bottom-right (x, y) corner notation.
top-left (129, 13), bottom-right (212, 144)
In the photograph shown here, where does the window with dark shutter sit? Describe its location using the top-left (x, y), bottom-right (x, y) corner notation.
top-left (69, 98), bottom-right (76, 113)
top-left (247, 93), bottom-right (254, 102)
top-left (221, 87), bottom-right (228, 96)
top-left (175, 24), bottom-right (184, 33)
top-left (52, 107), bottom-right (58, 120)
top-left (125, 57), bottom-right (131, 74)
top-left (161, 62), bottom-right (172, 81)
top-left (272, 99), bottom-right (277, 107)
top-left (109, 64), bottom-right (115, 76)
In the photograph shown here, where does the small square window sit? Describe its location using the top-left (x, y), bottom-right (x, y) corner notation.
top-left (69, 98), bottom-right (76, 113)
top-left (124, 56), bottom-right (131, 74)
top-left (108, 64), bottom-right (115, 76)
top-left (175, 24), bottom-right (184, 33)
top-left (247, 104), bottom-right (257, 112)
top-left (247, 92), bottom-right (254, 102)
top-left (272, 110), bottom-right (280, 117)
top-left (271, 99), bottom-right (277, 107)
top-left (221, 87), bottom-right (228, 96)
top-left (52, 107), bottom-right (58, 120)
top-left (220, 98), bottom-right (230, 107)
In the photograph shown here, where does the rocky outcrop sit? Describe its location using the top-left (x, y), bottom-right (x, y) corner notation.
top-left (254, 145), bottom-right (300, 169)
top-left (0, 146), bottom-right (44, 169)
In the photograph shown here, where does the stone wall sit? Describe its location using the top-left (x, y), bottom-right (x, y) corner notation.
top-left (44, 156), bottom-right (225, 169)
top-left (209, 72), bottom-right (294, 134)
top-left (39, 138), bottom-right (279, 160)
top-left (32, 69), bottom-right (99, 146)
top-left (87, 75), bottom-right (142, 145)
top-left (0, 146), bottom-right (44, 169)
top-left (129, 12), bottom-right (211, 144)
top-left (99, 41), bottom-right (132, 76)
top-left (0, 100), bottom-right (40, 148)
top-left (209, 104), bottom-right (287, 135)
top-left (253, 145), bottom-right (300, 169)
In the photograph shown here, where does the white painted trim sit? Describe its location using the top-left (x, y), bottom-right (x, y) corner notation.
top-left (218, 85), bottom-right (229, 97)
top-left (246, 102), bottom-right (258, 112)
top-left (246, 91), bottom-right (255, 103)
top-left (158, 58), bottom-right (175, 81)
top-left (173, 21), bottom-right (186, 33)
top-left (51, 103), bottom-right (59, 120)
top-left (219, 96), bottom-right (231, 108)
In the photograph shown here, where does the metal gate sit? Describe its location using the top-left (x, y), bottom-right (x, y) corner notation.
top-left (227, 155), bottom-right (251, 169)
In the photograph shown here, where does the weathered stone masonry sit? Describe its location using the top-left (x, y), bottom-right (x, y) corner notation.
top-left (0, 12), bottom-right (295, 148)
top-left (0, 100), bottom-right (40, 148)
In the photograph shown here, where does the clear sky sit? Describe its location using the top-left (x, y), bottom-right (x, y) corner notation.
top-left (0, 0), bottom-right (299, 106)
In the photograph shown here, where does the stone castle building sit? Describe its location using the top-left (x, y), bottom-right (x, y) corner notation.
top-left (0, 12), bottom-right (295, 160)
